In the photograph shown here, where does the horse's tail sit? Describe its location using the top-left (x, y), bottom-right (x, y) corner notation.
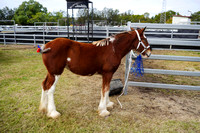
top-left (37, 44), bottom-right (51, 54)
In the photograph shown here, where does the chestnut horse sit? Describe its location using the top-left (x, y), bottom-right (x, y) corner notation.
top-left (39, 28), bottom-right (151, 119)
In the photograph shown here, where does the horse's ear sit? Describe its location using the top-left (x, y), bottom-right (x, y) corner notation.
top-left (130, 27), bottom-right (135, 31)
top-left (142, 27), bottom-right (147, 33)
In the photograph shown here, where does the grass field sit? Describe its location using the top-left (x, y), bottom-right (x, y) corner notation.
top-left (0, 45), bottom-right (200, 132)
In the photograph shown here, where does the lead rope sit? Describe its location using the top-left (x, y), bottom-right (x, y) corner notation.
top-left (117, 50), bottom-right (136, 108)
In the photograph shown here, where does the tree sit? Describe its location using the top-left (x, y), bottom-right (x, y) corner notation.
top-left (29, 11), bottom-right (64, 25)
top-left (0, 6), bottom-right (15, 20)
top-left (76, 8), bottom-right (120, 25)
top-left (13, 0), bottom-right (47, 25)
top-left (120, 10), bottom-right (133, 24)
top-left (28, 12), bottom-right (49, 24)
top-left (191, 11), bottom-right (200, 21)
top-left (152, 10), bottom-right (179, 23)
top-left (144, 12), bottom-right (150, 19)
top-left (76, 9), bottom-right (88, 24)
top-left (102, 8), bottom-right (120, 25)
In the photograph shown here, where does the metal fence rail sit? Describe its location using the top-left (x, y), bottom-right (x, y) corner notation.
top-left (124, 22), bottom-right (200, 94)
top-left (144, 54), bottom-right (200, 62)
top-left (0, 25), bottom-right (127, 45)
top-left (143, 69), bottom-right (200, 77)
top-left (128, 82), bottom-right (200, 91)
top-left (129, 22), bottom-right (200, 50)
top-left (1, 23), bottom-right (200, 50)
top-left (1, 23), bottom-right (200, 92)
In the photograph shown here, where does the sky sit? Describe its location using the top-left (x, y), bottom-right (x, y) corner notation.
top-left (1, 0), bottom-right (200, 17)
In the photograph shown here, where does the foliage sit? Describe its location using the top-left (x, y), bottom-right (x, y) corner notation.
top-left (0, 0), bottom-right (199, 25)
top-left (191, 11), bottom-right (200, 21)
top-left (13, 0), bottom-right (47, 25)
top-left (150, 10), bottom-right (180, 23)
top-left (76, 8), bottom-right (182, 25)
top-left (101, 8), bottom-right (120, 25)
top-left (29, 11), bottom-right (64, 25)
top-left (76, 8), bottom-right (120, 25)
top-left (0, 6), bottom-right (15, 20)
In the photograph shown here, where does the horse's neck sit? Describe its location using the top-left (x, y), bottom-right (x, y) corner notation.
top-left (114, 34), bottom-right (135, 59)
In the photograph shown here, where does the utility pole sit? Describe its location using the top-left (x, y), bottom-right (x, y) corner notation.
top-left (160, 0), bottom-right (166, 23)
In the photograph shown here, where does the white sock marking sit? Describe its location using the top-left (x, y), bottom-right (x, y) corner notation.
top-left (98, 88), bottom-right (109, 112)
top-left (40, 88), bottom-right (48, 111)
top-left (47, 75), bottom-right (60, 116)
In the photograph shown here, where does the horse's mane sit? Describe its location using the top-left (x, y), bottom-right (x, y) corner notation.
top-left (92, 31), bottom-right (130, 47)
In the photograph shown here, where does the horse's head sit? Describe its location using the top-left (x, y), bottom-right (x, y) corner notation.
top-left (130, 27), bottom-right (151, 58)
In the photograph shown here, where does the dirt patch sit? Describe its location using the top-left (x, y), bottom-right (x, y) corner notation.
top-left (111, 50), bottom-right (200, 121)
top-left (114, 87), bottom-right (200, 121)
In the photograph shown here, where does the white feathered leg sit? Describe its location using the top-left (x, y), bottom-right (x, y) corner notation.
top-left (39, 88), bottom-right (48, 113)
top-left (98, 87), bottom-right (110, 117)
top-left (47, 75), bottom-right (61, 119)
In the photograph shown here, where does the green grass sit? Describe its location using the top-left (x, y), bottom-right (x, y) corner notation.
top-left (0, 46), bottom-right (200, 132)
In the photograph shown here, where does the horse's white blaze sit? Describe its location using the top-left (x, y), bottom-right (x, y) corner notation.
top-left (67, 57), bottom-right (71, 62)
top-left (47, 75), bottom-right (60, 118)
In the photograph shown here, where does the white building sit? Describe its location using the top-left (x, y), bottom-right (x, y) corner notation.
top-left (172, 15), bottom-right (191, 25)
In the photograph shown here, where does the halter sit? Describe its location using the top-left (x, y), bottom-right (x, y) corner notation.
top-left (135, 30), bottom-right (150, 54)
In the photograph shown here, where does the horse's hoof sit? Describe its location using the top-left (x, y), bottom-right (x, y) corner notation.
top-left (47, 111), bottom-right (61, 119)
top-left (99, 110), bottom-right (110, 117)
top-left (107, 102), bottom-right (114, 108)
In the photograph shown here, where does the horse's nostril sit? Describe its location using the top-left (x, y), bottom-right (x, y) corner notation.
top-left (146, 52), bottom-right (151, 57)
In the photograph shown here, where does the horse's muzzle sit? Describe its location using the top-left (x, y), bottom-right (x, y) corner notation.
top-left (146, 52), bottom-right (151, 57)
top-left (145, 50), bottom-right (151, 57)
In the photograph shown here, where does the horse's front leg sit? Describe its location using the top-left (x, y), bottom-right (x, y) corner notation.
top-left (98, 73), bottom-right (114, 117)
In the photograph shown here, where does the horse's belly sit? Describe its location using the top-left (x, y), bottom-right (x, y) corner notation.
top-left (67, 66), bottom-right (97, 76)
top-left (66, 62), bottom-right (98, 76)
top-left (65, 50), bottom-right (101, 76)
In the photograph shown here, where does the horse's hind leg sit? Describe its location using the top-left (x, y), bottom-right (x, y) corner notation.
top-left (47, 75), bottom-right (60, 119)
top-left (39, 73), bottom-right (61, 119)
top-left (39, 87), bottom-right (48, 113)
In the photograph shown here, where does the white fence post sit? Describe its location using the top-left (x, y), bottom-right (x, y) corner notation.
top-left (127, 21), bottom-right (131, 31)
top-left (13, 25), bottom-right (16, 44)
top-left (124, 21), bottom-right (132, 95)
top-left (33, 34), bottom-right (36, 46)
top-left (43, 24), bottom-right (45, 44)
top-left (3, 33), bottom-right (6, 45)
top-left (106, 26), bottom-right (109, 37)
